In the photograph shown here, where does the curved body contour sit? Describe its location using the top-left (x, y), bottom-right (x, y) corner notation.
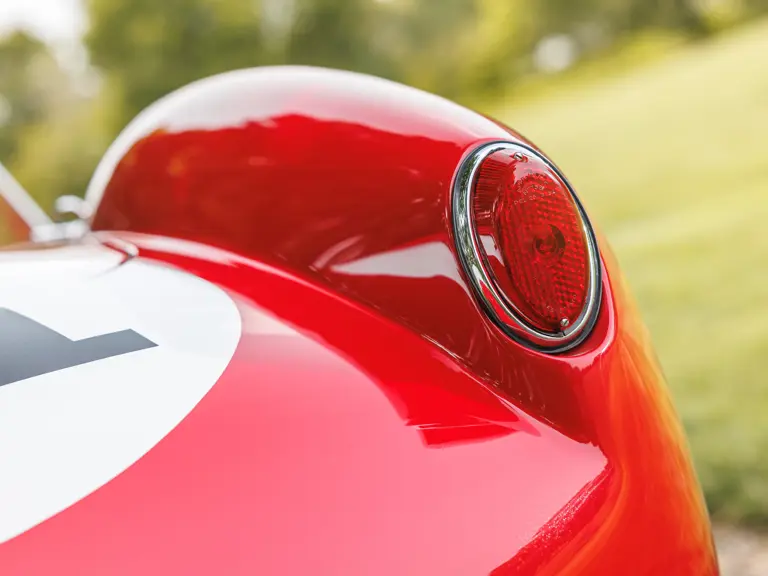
top-left (0, 68), bottom-right (717, 574)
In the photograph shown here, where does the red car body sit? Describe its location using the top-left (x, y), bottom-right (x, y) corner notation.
top-left (0, 67), bottom-right (718, 574)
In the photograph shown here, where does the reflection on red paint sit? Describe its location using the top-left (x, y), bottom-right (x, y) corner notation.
top-left (492, 466), bottom-right (614, 575)
top-left (92, 115), bottom-right (598, 440)
top-left (78, 67), bottom-right (718, 574)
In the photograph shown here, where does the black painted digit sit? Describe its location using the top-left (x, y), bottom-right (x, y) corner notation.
top-left (0, 308), bottom-right (157, 387)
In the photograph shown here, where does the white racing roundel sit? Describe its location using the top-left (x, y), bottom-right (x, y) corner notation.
top-left (0, 252), bottom-right (241, 543)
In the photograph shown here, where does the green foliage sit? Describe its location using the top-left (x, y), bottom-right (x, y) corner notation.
top-left (10, 85), bottom-right (118, 212)
top-left (82, 0), bottom-right (730, 129)
top-left (85, 0), bottom-right (269, 128)
top-left (0, 31), bottom-right (67, 163)
top-left (286, 0), bottom-right (389, 74)
top-left (83, 0), bottom-right (483, 119)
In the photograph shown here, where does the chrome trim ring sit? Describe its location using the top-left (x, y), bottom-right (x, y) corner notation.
top-left (452, 141), bottom-right (602, 354)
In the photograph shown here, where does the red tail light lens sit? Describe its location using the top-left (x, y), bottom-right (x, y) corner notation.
top-left (474, 150), bottom-right (589, 332)
top-left (453, 142), bottom-right (600, 353)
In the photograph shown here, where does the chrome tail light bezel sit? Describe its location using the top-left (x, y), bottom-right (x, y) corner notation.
top-left (451, 141), bottom-right (602, 354)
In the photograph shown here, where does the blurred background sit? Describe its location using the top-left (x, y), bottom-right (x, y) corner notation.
top-left (1, 0), bottom-right (767, 570)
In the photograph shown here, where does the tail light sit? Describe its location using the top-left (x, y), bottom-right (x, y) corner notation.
top-left (452, 142), bottom-right (601, 353)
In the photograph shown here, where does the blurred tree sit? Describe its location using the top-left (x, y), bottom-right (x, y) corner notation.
top-left (85, 0), bottom-right (726, 128)
top-left (84, 0), bottom-right (500, 122)
top-left (0, 31), bottom-right (69, 164)
top-left (526, 0), bottom-right (713, 45)
top-left (10, 85), bottom-right (117, 211)
top-left (0, 31), bottom-right (90, 208)
top-left (86, 0), bottom-right (269, 129)
top-left (458, 0), bottom-right (538, 95)
top-left (85, 0), bottom-right (416, 130)
top-left (627, 0), bottom-right (710, 34)
top-left (381, 0), bottom-right (478, 99)
top-left (286, 0), bottom-right (392, 77)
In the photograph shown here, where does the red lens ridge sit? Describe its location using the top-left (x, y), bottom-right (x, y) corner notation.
top-left (472, 150), bottom-right (590, 333)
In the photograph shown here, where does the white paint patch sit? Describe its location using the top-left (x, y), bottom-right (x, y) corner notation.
top-left (0, 257), bottom-right (241, 543)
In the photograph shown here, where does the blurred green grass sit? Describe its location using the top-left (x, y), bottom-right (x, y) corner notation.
top-left (496, 19), bottom-right (768, 526)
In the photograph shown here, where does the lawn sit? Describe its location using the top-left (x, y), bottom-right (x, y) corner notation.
top-left (495, 19), bottom-right (768, 526)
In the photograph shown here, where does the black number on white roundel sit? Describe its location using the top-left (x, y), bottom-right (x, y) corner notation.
top-left (0, 258), bottom-right (241, 545)
top-left (0, 307), bottom-right (157, 387)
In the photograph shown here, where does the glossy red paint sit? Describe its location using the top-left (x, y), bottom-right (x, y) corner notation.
top-left (0, 236), bottom-right (716, 574)
top-left (88, 67), bottom-right (597, 439)
top-left (0, 239), bottom-right (607, 574)
top-left (4, 66), bottom-right (715, 573)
